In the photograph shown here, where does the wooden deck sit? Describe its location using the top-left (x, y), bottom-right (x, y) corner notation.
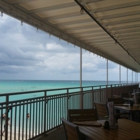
top-left (36, 127), bottom-right (65, 140)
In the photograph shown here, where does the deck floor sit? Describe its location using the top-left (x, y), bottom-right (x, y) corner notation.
top-left (36, 127), bottom-right (65, 140)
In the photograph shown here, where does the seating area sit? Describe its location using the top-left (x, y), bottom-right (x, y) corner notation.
top-left (38, 89), bottom-right (140, 140)
top-left (60, 100), bottom-right (140, 140)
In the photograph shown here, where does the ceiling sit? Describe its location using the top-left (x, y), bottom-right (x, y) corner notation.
top-left (0, 0), bottom-right (140, 72)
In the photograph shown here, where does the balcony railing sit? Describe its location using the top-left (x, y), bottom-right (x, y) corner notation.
top-left (0, 83), bottom-right (139, 140)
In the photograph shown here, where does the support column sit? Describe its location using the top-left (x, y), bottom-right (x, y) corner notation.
top-left (119, 65), bottom-right (121, 84)
top-left (127, 68), bottom-right (128, 84)
top-left (135, 72), bottom-right (136, 82)
top-left (138, 73), bottom-right (139, 83)
top-left (106, 59), bottom-right (108, 85)
top-left (80, 47), bottom-right (83, 109)
top-left (137, 72), bottom-right (138, 82)
top-left (132, 70), bottom-right (133, 83)
top-left (136, 72), bottom-right (137, 83)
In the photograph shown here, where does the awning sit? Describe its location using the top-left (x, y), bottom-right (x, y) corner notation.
top-left (0, 0), bottom-right (140, 71)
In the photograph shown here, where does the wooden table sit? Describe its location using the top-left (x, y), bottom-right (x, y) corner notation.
top-left (114, 104), bottom-right (140, 121)
top-left (123, 97), bottom-right (134, 102)
top-left (79, 119), bottom-right (140, 140)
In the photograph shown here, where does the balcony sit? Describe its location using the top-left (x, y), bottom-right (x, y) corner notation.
top-left (0, 83), bottom-right (139, 140)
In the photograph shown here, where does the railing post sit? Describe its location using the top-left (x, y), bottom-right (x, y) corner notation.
top-left (5, 95), bottom-right (9, 140)
top-left (100, 86), bottom-right (101, 103)
top-left (44, 91), bottom-right (47, 134)
top-left (106, 85), bottom-right (108, 101)
top-left (92, 87), bottom-right (94, 108)
top-left (111, 85), bottom-right (113, 98)
top-left (67, 89), bottom-right (69, 111)
top-left (80, 87), bottom-right (83, 109)
top-left (66, 89), bottom-right (69, 120)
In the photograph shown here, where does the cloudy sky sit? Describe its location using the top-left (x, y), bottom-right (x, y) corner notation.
top-left (0, 14), bottom-right (138, 81)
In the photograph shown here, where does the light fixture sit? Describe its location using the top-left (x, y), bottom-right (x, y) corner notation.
top-left (1, 10), bottom-right (3, 17)
top-left (36, 27), bottom-right (38, 32)
top-left (80, 7), bottom-right (84, 14)
top-left (21, 20), bottom-right (23, 26)
top-left (49, 33), bottom-right (51, 38)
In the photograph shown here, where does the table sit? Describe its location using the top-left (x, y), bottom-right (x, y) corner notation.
top-left (114, 104), bottom-right (140, 121)
top-left (123, 97), bottom-right (134, 102)
top-left (79, 119), bottom-right (140, 140)
top-left (123, 97), bottom-right (134, 106)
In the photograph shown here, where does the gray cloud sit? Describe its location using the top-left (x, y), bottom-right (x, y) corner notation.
top-left (0, 14), bottom-right (130, 81)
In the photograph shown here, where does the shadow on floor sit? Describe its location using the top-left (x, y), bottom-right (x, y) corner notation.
top-left (36, 127), bottom-right (66, 140)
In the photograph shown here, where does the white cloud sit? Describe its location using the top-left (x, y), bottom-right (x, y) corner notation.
top-left (1, 14), bottom-right (138, 81)
top-left (46, 43), bottom-right (63, 51)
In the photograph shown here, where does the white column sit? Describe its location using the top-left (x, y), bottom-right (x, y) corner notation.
top-left (135, 72), bottom-right (136, 82)
top-left (107, 59), bottom-right (108, 85)
top-left (127, 68), bottom-right (128, 84)
top-left (80, 47), bottom-right (83, 109)
top-left (132, 70), bottom-right (133, 83)
top-left (119, 65), bottom-right (121, 84)
top-left (138, 73), bottom-right (139, 82)
top-left (80, 47), bottom-right (82, 87)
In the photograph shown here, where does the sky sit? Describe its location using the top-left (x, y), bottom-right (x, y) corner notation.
top-left (0, 14), bottom-right (139, 81)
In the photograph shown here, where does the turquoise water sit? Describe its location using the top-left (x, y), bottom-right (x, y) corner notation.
top-left (0, 80), bottom-right (121, 94)
top-left (0, 80), bottom-right (122, 102)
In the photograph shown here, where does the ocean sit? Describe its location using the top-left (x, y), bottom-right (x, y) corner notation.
top-left (0, 80), bottom-right (121, 94)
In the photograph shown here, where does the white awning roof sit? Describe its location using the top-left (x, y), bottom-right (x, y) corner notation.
top-left (0, 0), bottom-right (140, 72)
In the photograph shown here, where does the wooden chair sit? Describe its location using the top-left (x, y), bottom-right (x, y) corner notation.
top-left (68, 109), bottom-right (97, 122)
top-left (61, 118), bottom-right (83, 140)
top-left (121, 93), bottom-right (129, 98)
top-left (94, 102), bottom-right (108, 120)
top-left (107, 97), bottom-right (124, 105)
top-left (113, 95), bottom-right (121, 98)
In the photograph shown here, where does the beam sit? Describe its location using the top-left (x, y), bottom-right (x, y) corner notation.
top-left (103, 19), bottom-right (140, 26)
top-left (80, 0), bottom-right (102, 5)
top-left (89, 1), bottom-right (140, 13)
top-left (5, 0), bottom-right (36, 4)
top-left (53, 18), bottom-right (92, 26)
top-left (28, 2), bottom-right (77, 14)
top-left (64, 27), bottom-right (103, 34)
top-left (96, 10), bottom-right (140, 20)
top-left (107, 24), bottom-right (140, 31)
top-left (43, 13), bottom-right (81, 20)
top-left (111, 28), bottom-right (140, 34)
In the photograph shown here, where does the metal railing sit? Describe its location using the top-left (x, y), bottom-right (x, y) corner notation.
top-left (0, 83), bottom-right (139, 140)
